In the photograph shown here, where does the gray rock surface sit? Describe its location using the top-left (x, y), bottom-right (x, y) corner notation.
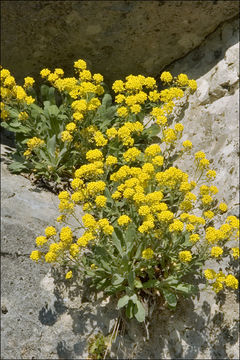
top-left (1, 11), bottom-right (239, 360)
top-left (1, 1), bottom-right (239, 85)
top-left (168, 17), bottom-right (239, 209)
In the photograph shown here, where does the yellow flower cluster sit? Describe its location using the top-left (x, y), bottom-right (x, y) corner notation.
top-left (179, 251), bottom-right (192, 262)
top-left (118, 215), bottom-right (131, 226)
top-left (123, 147), bottom-right (141, 162)
top-left (142, 248), bottom-right (154, 260)
top-left (24, 137), bottom-right (44, 157)
top-left (23, 61), bottom-right (237, 298)
top-left (1, 68), bottom-right (35, 105)
top-left (204, 269), bottom-right (238, 293)
top-left (156, 167), bottom-right (188, 189)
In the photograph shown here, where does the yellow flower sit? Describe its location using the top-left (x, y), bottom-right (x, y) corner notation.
top-left (160, 71), bottom-right (173, 83)
top-left (138, 219), bottom-right (154, 233)
top-left (204, 210), bottom-right (214, 219)
top-left (117, 215), bottom-right (131, 226)
top-left (225, 274), bottom-right (238, 290)
top-left (145, 144), bottom-right (161, 157)
top-left (123, 188), bottom-right (135, 199)
top-left (82, 214), bottom-right (97, 229)
top-left (30, 250), bottom-right (42, 262)
top-left (86, 149), bottom-right (103, 162)
top-left (201, 195), bottom-right (213, 205)
top-left (179, 251), bottom-right (192, 262)
top-left (169, 220), bottom-right (184, 232)
top-left (18, 111), bottom-right (28, 121)
top-left (210, 186), bottom-right (219, 196)
top-left (45, 226), bottom-right (57, 237)
top-left (58, 191), bottom-right (70, 200)
top-left (199, 158), bottom-right (210, 169)
top-left (226, 216), bottom-right (239, 229)
top-left (195, 151), bottom-right (206, 160)
top-left (219, 203), bottom-right (228, 212)
top-left (94, 131), bottom-right (108, 147)
top-left (157, 210), bottom-right (174, 222)
top-left (45, 251), bottom-right (57, 263)
top-left (204, 269), bottom-right (216, 280)
top-left (93, 73), bottom-right (103, 83)
top-left (71, 178), bottom-right (83, 190)
top-left (54, 68), bottom-right (64, 77)
top-left (176, 73), bottom-right (189, 86)
top-left (66, 122), bottom-right (77, 132)
top-left (106, 127), bottom-right (118, 139)
top-left (24, 76), bottom-right (35, 88)
top-left (174, 123), bottom-right (184, 132)
top-left (70, 244), bottom-right (79, 257)
top-left (142, 248), bottom-right (154, 260)
top-left (65, 271), bottom-right (73, 279)
top-left (123, 147), bottom-right (141, 162)
top-left (186, 224), bottom-right (195, 232)
top-left (163, 128), bottom-right (177, 143)
top-left (211, 246), bottom-right (223, 258)
top-left (15, 86), bottom-right (27, 100)
top-left (71, 191), bottom-right (84, 203)
top-left (48, 73), bottom-right (58, 83)
top-left (40, 68), bottom-right (51, 78)
top-left (138, 206), bottom-right (151, 216)
top-left (61, 131), bottom-right (73, 142)
top-left (80, 231), bottom-right (95, 244)
top-left (74, 59), bottom-right (87, 70)
top-left (206, 170), bottom-right (216, 179)
top-left (182, 140), bottom-right (192, 149)
top-left (25, 96), bottom-right (35, 105)
top-left (79, 70), bottom-right (92, 81)
top-left (0, 68), bottom-right (10, 79)
top-left (95, 195), bottom-right (107, 208)
top-left (60, 226), bottom-right (73, 244)
top-left (57, 215), bottom-right (65, 223)
top-left (4, 75), bottom-right (16, 87)
top-left (112, 191), bottom-right (121, 200)
top-left (231, 247), bottom-right (239, 259)
top-left (189, 234), bottom-right (200, 243)
top-left (117, 106), bottom-right (128, 118)
top-left (23, 149), bottom-right (31, 157)
top-left (112, 80), bottom-right (125, 93)
top-left (105, 155), bottom-right (117, 166)
top-left (188, 79), bottom-right (197, 91)
top-left (212, 280), bottom-right (223, 293)
top-left (152, 155), bottom-right (164, 167)
top-left (130, 104), bottom-right (141, 114)
top-left (35, 236), bottom-right (48, 247)
top-left (27, 137), bottom-right (44, 150)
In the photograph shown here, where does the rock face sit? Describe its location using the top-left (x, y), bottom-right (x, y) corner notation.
top-left (168, 17), bottom-right (239, 211)
top-left (1, 9), bottom-right (239, 360)
top-left (1, 1), bottom-right (239, 85)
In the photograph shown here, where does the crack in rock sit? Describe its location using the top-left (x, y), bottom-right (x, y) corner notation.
top-left (0, 251), bottom-right (30, 258)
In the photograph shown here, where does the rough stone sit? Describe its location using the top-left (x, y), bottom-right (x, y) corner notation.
top-left (1, 1), bottom-right (239, 85)
top-left (167, 17), bottom-right (239, 208)
top-left (1, 11), bottom-right (239, 360)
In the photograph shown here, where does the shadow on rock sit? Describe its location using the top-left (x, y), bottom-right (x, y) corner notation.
top-left (38, 291), bottom-right (67, 326)
top-left (45, 260), bottom-right (239, 359)
top-left (57, 340), bottom-right (74, 359)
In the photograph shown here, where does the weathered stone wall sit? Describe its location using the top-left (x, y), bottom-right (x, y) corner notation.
top-left (1, 1), bottom-right (239, 85)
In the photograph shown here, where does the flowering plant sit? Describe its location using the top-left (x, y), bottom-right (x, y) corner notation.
top-left (1, 61), bottom-right (116, 186)
top-left (29, 66), bottom-right (239, 323)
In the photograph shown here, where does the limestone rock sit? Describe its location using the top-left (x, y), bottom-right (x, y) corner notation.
top-left (1, 12), bottom-right (239, 360)
top-left (167, 17), bottom-right (239, 209)
top-left (1, 1), bottom-right (239, 85)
